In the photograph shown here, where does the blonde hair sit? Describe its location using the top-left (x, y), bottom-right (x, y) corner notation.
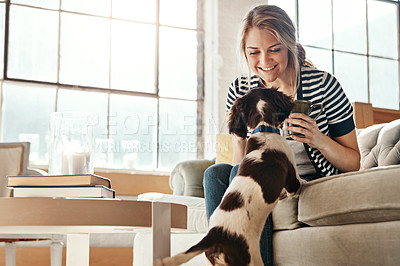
top-left (240, 5), bottom-right (312, 91)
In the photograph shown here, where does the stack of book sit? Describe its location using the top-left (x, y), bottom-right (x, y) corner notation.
top-left (7, 174), bottom-right (115, 198)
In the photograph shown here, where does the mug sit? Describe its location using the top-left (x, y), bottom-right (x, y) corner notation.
top-left (286, 100), bottom-right (323, 139)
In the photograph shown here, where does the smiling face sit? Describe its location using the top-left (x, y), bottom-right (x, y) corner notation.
top-left (245, 27), bottom-right (290, 88)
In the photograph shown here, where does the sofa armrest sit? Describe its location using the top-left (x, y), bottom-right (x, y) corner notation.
top-left (169, 159), bottom-right (215, 198)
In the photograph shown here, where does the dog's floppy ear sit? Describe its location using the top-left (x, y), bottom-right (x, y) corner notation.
top-left (227, 97), bottom-right (248, 139)
top-left (266, 89), bottom-right (294, 125)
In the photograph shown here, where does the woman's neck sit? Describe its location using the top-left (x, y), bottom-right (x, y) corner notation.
top-left (263, 79), bottom-right (296, 99)
top-left (262, 69), bottom-right (296, 99)
top-left (280, 86), bottom-right (297, 99)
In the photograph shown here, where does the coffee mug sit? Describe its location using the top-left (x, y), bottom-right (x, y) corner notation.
top-left (286, 100), bottom-right (323, 139)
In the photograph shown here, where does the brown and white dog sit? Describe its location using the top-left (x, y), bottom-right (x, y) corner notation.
top-left (156, 88), bottom-right (303, 266)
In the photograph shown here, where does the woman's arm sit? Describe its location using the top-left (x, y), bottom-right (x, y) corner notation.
top-left (287, 113), bottom-right (361, 172)
top-left (232, 135), bottom-right (247, 165)
top-left (330, 129), bottom-right (361, 172)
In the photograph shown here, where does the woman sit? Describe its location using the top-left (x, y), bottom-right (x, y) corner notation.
top-left (203, 4), bottom-right (360, 265)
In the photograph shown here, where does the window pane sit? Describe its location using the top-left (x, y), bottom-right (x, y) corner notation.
top-left (111, 21), bottom-right (156, 93)
top-left (333, 0), bottom-right (367, 54)
top-left (159, 27), bottom-right (197, 100)
top-left (57, 89), bottom-right (109, 139)
top-left (8, 6), bottom-right (58, 82)
top-left (267, 0), bottom-right (296, 24)
top-left (299, 0), bottom-right (332, 49)
top-left (368, 0), bottom-right (398, 59)
top-left (369, 57), bottom-right (399, 109)
top-left (59, 13), bottom-right (110, 88)
top-left (304, 46), bottom-right (333, 73)
top-left (160, 0), bottom-right (197, 29)
top-left (1, 81), bottom-right (56, 164)
top-left (159, 99), bottom-right (197, 170)
top-left (61, 0), bottom-right (111, 17)
top-left (11, 0), bottom-right (59, 9)
top-left (109, 94), bottom-right (157, 169)
top-left (0, 4), bottom-right (5, 79)
top-left (112, 0), bottom-right (156, 23)
top-left (334, 51), bottom-right (368, 103)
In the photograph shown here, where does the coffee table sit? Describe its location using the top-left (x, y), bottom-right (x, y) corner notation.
top-left (0, 198), bottom-right (187, 266)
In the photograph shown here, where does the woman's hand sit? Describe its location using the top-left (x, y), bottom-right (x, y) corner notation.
top-left (285, 113), bottom-right (360, 172)
top-left (285, 113), bottom-right (326, 149)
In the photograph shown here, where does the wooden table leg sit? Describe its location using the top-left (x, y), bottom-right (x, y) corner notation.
top-left (152, 202), bottom-right (171, 264)
top-left (66, 234), bottom-right (90, 266)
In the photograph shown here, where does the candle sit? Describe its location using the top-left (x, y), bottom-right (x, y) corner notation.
top-left (123, 153), bottom-right (138, 169)
top-left (61, 150), bottom-right (91, 175)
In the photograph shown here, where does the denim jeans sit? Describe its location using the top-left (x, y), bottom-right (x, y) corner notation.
top-left (203, 163), bottom-right (274, 266)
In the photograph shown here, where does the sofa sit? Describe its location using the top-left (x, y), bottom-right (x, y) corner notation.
top-left (134, 119), bottom-right (400, 265)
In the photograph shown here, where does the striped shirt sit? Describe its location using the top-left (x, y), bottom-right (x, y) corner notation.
top-left (226, 65), bottom-right (355, 177)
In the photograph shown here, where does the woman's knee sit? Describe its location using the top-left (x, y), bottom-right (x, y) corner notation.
top-left (229, 164), bottom-right (240, 182)
top-left (203, 163), bottom-right (233, 187)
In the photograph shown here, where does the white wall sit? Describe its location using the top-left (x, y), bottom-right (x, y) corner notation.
top-left (203, 0), bottom-right (265, 159)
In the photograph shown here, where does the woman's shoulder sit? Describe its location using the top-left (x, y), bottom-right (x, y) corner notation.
top-left (228, 74), bottom-right (261, 94)
top-left (301, 65), bottom-right (327, 80)
top-left (230, 74), bottom-right (261, 86)
top-left (300, 65), bottom-right (338, 91)
top-left (226, 74), bottom-right (261, 111)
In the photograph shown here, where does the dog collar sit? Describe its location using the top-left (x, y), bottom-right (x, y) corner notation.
top-left (252, 125), bottom-right (280, 135)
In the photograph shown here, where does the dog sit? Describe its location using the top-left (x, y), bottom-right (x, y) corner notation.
top-left (156, 88), bottom-right (302, 266)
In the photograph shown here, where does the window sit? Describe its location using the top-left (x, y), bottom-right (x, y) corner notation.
top-left (0, 0), bottom-right (204, 171)
top-left (269, 0), bottom-right (400, 110)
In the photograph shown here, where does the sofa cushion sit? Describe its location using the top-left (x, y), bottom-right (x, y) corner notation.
top-left (138, 192), bottom-right (208, 233)
top-left (298, 165), bottom-right (400, 226)
top-left (358, 119), bottom-right (400, 169)
top-left (215, 134), bottom-right (233, 164)
top-left (274, 220), bottom-right (400, 265)
top-left (272, 196), bottom-right (303, 230)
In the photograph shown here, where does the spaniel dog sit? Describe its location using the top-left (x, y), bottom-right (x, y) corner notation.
top-left (156, 88), bottom-right (302, 266)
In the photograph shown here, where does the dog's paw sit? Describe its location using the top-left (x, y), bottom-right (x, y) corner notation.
top-left (287, 180), bottom-right (305, 199)
top-left (279, 190), bottom-right (288, 200)
top-left (286, 191), bottom-right (298, 199)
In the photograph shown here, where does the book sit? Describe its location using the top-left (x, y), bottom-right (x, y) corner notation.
top-left (12, 185), bottom-right (115, 198)
top-left (7, 174), bottom-right (111, 188)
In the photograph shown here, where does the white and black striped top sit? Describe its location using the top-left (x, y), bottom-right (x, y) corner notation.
top-left (226, 65), bottom-right (355, 177)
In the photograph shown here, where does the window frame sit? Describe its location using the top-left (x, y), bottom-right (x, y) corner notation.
top-left (277, 0), bottom-right (400, 109)
top-left (0, 0), bottom-right (205, 170)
